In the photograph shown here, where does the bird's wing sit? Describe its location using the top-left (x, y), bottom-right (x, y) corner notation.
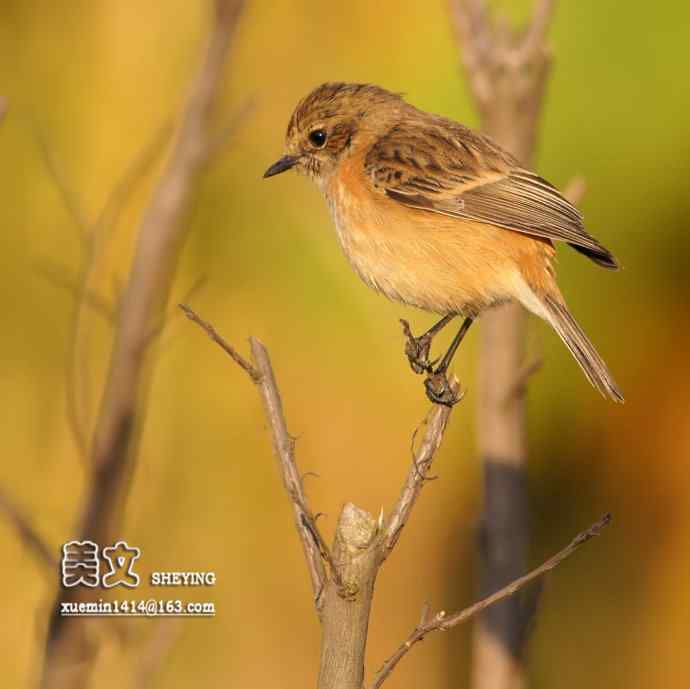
top-left (364, 118), bottom-right (618, 269)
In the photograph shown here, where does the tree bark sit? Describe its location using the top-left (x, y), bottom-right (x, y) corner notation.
top-left (448, 2), bottom-right (557, 687)
top-left (317, 504), bottom-right (379, 689)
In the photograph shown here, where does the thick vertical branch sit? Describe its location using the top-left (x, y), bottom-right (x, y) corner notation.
top-left (449, 2), bottom-right (557, 688)
top-left (40, 4), bottom-right (244, 688)
top-left (317, 504), bottom-right (380, 689)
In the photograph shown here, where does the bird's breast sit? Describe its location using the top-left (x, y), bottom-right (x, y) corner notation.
top-left (323, 164), bottom-right (515, 315)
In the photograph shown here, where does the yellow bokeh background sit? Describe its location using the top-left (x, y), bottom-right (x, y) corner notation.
top-left (1, 1), bottom-right (689, 687)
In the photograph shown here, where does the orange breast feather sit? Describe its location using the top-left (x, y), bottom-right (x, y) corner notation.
top-left (325, 153), bottom-right (555, 315)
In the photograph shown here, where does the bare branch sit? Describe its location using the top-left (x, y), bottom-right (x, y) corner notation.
top-left (34, 130), bottom-right (90, 244)
top-left (370, 514), bottom-right (611, 689)
top-left (206, 96), bottom-right (257, 158)
top-left (249, 337), bottom-right (330, 607)
top-left (83, 0), bottom-right (245, 507)
top-left (382, 385), bottom-right (458, 553)
top-left (0, 488), bottom-right (56, 569)
top-left (36, 124), bottom-right (172, 458)
top-left (519, 0), bottom-right (556, 61)
top-left (40, 3), bottom-right (246, 687)
top-left (504, 357), bottom-right (544, 405)
top-left (179, 305), bottom-right (329, 610)
top-left (92, 124), bottom-right (172, 246)
top-left (182, 303), bottom-right (469, 685)
top-left (69, 127), bottom-right (172, 452)
top-left (297, 505), bottom-right (345, 593)
top-left (179, 303), bottom-right (258, 380)
top-left (448, 0), bottom-right (556, 162)
top-left (0, 109), bottom-right (60, 574)
top-left (419, 601), bottom-right (432, 627)
top-left (35, 261), bottom-right (116, 323)
top-left (447, 3), bottom-right (566, 686)
top-left (318, 504), bottom-right (379, 689)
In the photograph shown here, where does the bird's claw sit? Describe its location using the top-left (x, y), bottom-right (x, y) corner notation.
top-left (400, 319), bottom-right (434, 374)
top-left (401, 319), bottom-right (465, 406)
top-left (424, 371), bottom-right (464, 407)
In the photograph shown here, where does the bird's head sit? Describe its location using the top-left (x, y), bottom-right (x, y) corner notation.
top-left (263, 82), bottom-right (404, 185)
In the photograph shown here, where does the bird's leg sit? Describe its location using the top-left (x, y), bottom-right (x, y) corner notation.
top-left (425, 316), bottom-right (474, 407)
top-left (400, 314), bottom-right (456, 374)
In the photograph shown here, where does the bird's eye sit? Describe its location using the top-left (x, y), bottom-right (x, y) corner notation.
top-left (309, 129), bottom-right (327, 148)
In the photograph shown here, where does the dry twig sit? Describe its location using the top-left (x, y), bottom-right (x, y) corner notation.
top-left (179, 303), bottom-right (258, 380)
top-left (383, 393), bottom-right (457, 553)
top-left (369, 514), bottom-right (611, 689)
top-left (36, 125), bottom-right (171, 457)
top-left (449, 0), bottom-right (555, 162)
top-left (180, 304), bottom-right (329, 609)
top-left (39, 4), bottom-right (246, 688)
top-left (0, 488), bottom-right (56, 570)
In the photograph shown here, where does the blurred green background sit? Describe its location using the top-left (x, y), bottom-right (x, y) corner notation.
top-left (1, 1), bottom-right (689, 687)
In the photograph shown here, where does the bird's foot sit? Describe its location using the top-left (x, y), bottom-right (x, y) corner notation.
top-left (424, 370), bottom-right (464, 407)
top-left (400, 317), bottom-right (465, 406)
top-left (400, 319), bottom-right (435, 374)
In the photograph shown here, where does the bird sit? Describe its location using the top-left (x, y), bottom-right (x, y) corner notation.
top-left (264, 82), bottom-right (623, 405)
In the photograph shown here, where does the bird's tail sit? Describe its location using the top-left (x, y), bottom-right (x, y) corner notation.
top-left (541, 293), bottom-right (624, 402)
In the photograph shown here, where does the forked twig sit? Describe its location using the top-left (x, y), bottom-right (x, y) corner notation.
top-left (448, 0), bottom-right (555, 162)
top-left (179, 303), bottom-right (258, 380)
top-left (370, 514), bottom-right (611, 689)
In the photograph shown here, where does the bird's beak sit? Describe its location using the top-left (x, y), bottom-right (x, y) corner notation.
top-left (263, 155), bottom-right (299, 178)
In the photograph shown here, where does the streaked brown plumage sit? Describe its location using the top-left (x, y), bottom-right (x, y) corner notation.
top-left (264, 82), bottom-right (623, 403)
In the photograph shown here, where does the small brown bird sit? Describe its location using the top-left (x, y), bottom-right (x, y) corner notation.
top-left (264, 83), bottom-right (623, 404)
